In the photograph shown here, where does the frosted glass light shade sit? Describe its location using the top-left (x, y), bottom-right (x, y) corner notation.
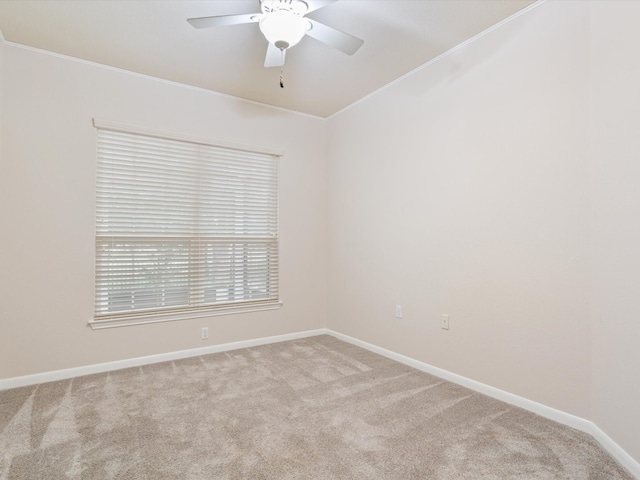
top-left (259, 10), bottom-right (306, 50)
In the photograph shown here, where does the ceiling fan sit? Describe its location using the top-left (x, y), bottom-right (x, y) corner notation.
top-left (187, 0), bottom-right (364, 68)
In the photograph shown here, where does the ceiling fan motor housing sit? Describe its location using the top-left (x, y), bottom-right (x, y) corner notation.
top-left (261, 0), bottom-right (309, 16)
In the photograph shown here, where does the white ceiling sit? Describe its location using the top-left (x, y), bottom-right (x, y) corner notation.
top-left (0, 0), bottom-right (536, 118)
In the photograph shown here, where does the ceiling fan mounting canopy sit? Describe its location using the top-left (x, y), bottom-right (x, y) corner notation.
top-left (187, 0), bottom-right (364, 68)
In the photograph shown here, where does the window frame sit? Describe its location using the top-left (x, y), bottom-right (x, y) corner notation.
top-left (89, 119), bottom-right (282, 330)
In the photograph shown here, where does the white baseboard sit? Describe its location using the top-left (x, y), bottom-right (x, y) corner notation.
top-left (589, 425), bottom-right (640, 479)
top-left (326, 329), bottom-right (640, 479)
top-left (0, 328), bottom-right (327, 391)
top-left (1, 327), bottom-right (637, 478)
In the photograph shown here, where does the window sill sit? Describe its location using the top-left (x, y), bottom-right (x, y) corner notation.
top-left (88, 301), bottom-right (283, 330)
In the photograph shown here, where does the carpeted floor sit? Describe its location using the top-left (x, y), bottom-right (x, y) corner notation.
top-left (0, 335), bottom-right (634, 479)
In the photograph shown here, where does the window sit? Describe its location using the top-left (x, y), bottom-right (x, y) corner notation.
top-left (91, 121), bottom-right (280, 329)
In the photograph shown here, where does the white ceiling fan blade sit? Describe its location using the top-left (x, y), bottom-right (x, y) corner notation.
top-left (264, 43), bottom-right (286, 68)
top-left (306, 19), bottom-right (364, 55)
top-left (305, 0), bottom-right (338, 13)
top-left (187, 13), bottom-right (259, 29)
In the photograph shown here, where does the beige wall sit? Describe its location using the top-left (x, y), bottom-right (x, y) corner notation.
top-left (0, 41), bottom-right (3, 173)
top-left (590, 1), bottom-right (640, 463)
top-left (0, 44), bottom-right (328, 378)
top-left (327, 0), bottom-right (592, 419)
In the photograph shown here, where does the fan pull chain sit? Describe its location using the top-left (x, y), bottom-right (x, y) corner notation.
top-left (280, 68), bottom-right (284, 89)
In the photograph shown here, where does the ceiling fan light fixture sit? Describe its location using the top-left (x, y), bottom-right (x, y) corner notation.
top-left (259, 10), bottom-right (308, 50)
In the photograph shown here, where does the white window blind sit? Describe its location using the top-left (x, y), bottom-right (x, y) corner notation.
top-left (93, 125), bottom-right (280, 328)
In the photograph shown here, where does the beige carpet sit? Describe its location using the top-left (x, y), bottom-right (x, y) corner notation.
top-left (0, 335), bottom-right (634, 479)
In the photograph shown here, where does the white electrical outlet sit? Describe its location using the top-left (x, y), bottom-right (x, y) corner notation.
top-left (395, 305), bottom-right (403, 319)
top-left (441, 314), bottom-right (449, 330)
top-left (201, 327), bottom-right (209, 340)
